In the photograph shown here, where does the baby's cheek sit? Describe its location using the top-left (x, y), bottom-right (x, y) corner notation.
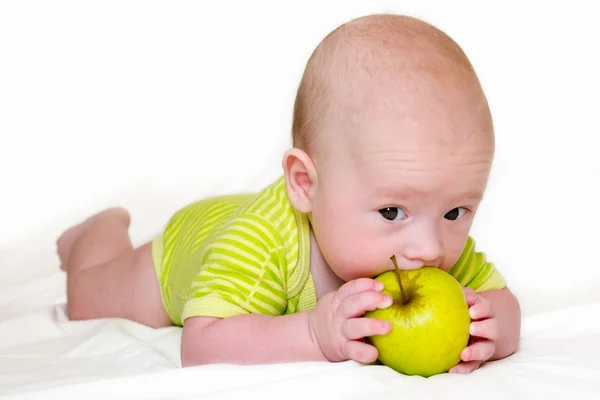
top-left (344, 240), bottom-right (389, 279)
top-left (440, 246), bottom-right (464, 272)
top-left (321, 213), bottom-right (388, 279)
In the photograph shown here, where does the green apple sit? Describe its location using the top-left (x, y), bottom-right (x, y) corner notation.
top-left (364, 257), bottom-right (470, 377)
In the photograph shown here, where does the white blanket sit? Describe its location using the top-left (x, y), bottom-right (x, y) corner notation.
top-left (1, 1), bottom-right (599, 399)
top-left (1, 254), bottom-right (600, 399)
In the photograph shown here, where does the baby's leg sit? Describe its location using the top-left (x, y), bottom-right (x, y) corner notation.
top-left (57, 207), bottom-right (130, 270)
top-left (60, 207), bottom-right (172, 328)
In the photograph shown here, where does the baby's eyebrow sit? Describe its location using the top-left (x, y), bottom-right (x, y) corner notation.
top-left (375, 184), bottom-right (407, 196)
top-left (458, 190), bottom-right (484, 200)
top-left (375, 185), bottom-right (484, 203)
top-left (447, 190), bottom-right (485, 205)
top-left (374, 184), bottom-right (426, 200)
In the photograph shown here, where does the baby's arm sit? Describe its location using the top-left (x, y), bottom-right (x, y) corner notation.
top-left (447, 237), bottom-right (522, 373)
top-left (478, 287), bottom-right (521, 361)
top-left (181, 278), bottom-right (392, 366)
top-left (179, 213), bottom-right (393, 366)
top-left (450, 286), bottom-right (521, 373)
top-left (181, 312), bottom-right (322, 366)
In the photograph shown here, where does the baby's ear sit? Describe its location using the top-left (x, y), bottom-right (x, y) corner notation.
top-left (281, 148), bottom-right (317, 213)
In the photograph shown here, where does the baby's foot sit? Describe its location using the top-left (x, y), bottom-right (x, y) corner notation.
top-left (57, 207), bottom-right (130, 271)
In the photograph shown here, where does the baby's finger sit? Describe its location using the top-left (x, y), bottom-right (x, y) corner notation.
top-left (469, 295), bottom-right (494, 320)
top-left (449, 360), bottom-right (484, 374)
top-left (343, 340), bottom-right (379, 363)
top-left (342, 317), bottom-right (392, 340)
top-left (463, 288), bottom-right (477, 306)
top-left (336, 278), bottom-right (383, 301)
top-left (339, 291), bottom-right (392, 319)
top-left (470, 318), bottom-right (500, 341)
top-left (461, 339), bottom-right (495, 362)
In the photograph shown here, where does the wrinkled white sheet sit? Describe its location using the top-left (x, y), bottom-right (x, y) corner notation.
top-left (1, 229), bottom-right (600, 399)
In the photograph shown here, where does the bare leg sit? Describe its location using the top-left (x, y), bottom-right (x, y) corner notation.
top-left (60, 207), bottom-right (172, 328)
top-left (57, 207), bottom-right (131, 271)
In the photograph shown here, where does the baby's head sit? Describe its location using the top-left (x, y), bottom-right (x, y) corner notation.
top-left (283, 14), bottom-right (495, 281)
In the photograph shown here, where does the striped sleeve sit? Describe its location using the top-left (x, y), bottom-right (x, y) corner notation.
top-left (448, 237), bottom-right (506, 292)
top-left (180, 213), bottom-right (287, 323)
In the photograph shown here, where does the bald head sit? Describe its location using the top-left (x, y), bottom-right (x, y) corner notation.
top-left (291, 14), bottom-right (493, 157)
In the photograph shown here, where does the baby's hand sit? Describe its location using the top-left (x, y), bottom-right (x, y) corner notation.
top-left (449, 287), bottom-right (499, 374)
top-left (308, 278), bottom-right (392, 363)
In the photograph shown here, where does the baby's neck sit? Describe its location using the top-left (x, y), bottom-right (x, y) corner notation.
top-left (309, 228), bottom-right (345, 299)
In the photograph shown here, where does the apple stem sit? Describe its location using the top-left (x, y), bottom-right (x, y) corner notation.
top-left (390, 255), bottom-right (408, 306)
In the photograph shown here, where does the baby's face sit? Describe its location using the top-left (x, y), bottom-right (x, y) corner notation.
top-left (308, 92), bottom-right (494, 282)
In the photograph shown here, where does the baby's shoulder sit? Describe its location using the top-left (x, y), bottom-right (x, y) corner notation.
top-left (204, 176), bottom-right (296, 246)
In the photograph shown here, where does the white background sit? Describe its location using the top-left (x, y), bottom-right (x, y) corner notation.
top-left (1, 0), bottom-right (599, 315)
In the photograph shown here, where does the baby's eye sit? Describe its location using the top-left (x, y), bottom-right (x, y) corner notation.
top-left (445, 207), bottom-right (467, 221)
top-left (379, 207), bottom-right (407, 221)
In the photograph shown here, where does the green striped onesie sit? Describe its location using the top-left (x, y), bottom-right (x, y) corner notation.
top-left (151, 176), bottom-right (506, 326)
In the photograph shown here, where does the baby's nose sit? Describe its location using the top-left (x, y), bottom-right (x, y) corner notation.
top-left (402, 237), bottom-right (443, 267)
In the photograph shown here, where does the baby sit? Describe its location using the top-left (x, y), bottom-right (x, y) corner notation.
top-left (58, 14), bottom-right (521, 374)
